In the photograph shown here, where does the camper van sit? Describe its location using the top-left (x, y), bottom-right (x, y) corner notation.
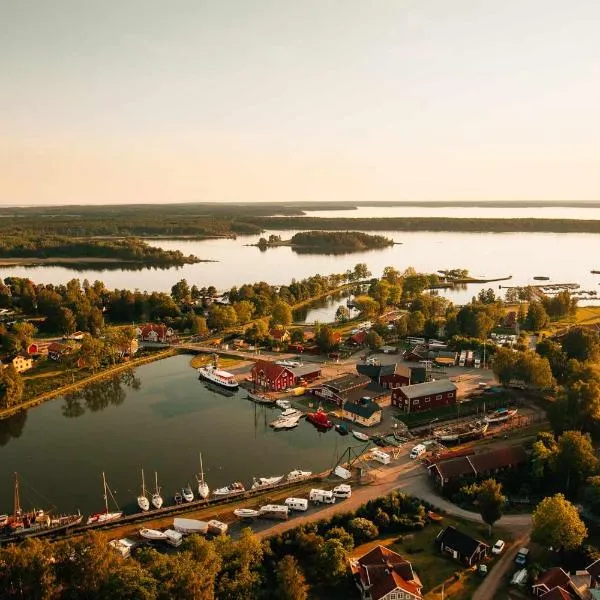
top-left (410, 444), bottom-right (427, 459)
top-left (309, 489), bottom-right (336, 504)
top-left (284, 497), bottom-right (309, 512)
top-left (332, 484), bottom-right (352, 499)
top-left (370, 449), bottom-right (391, 465)
top-left (458, 350), bottom-right (467, 367)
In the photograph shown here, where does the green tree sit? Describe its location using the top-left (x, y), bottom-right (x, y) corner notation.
top-left (584, 476), bottom-right (600, 515)
top-left (0, 365), bottom-right (24, 409)
top-left (271, 301), bottom-right (293, 327)
top-left (561, 328), bottom-right (600, 362)
top-left (353, 263), bottom-right (371, 280)
top-left (171, 279), bottom-right (191, 303)
top-left (58, 307), bottom-right (77, 336)
top-left (325, 526), bottom-right (355, 551)
top-left (407, 311), bottom-right (425, 336)
top-left (526, 301), bottom-right (549, 331)
top-left (532, 493), bottom-right (587, 551)
top-left (348, 518), bottom-right (379, 544)
top-left (492, 347), bottom-right (518, 386)
top-left (335, 306), bottom-right (350, 323)
top-left (366, 330), bottom-right (383, 350)
top-left (368, 280), bottom-right (391, 312)
top-left (318, 538), bottom-right (348, 579)
top-left (190, 316), bottom-right (209, 337)
top-left (551, 430), bottom-right (599, 497)
top-left (88, 306), bottom-right (105, 335)
top-left (209, 305), bottom-right (238, 330)
top-left (232, 301), bottom-right (254, 325)
top-left (315, 325), bottom-right (338, 353)
top-left (78, 334), bottom-right (106, 372)
top-left (475, 479), bottom-right (506, 535)
top-left (274, 555), bottom-right (309, 600)
top-left (290, 329), bottom-right (305, 343)
top-left (353, 295), bottom-right (379, 319)
top-left (11, 321), bottom-right (37, 352)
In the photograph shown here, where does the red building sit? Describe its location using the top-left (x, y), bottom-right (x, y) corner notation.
top-left (392, 380), bottom-right (457, 413)
top-left (251, 360), bottom-right (295, 391)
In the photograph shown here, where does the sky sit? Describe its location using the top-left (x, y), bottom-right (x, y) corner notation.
top-left (1, 0), bottom-right (600, 205)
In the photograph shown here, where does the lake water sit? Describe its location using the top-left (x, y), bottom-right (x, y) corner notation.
top-left (2, 229), bottom-right (599, 306)
top-left (0, 355), bottom-right (351, 516)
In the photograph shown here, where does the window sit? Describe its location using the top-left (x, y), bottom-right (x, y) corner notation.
top-left (448, 392), bottom-right (454, 398)
top-left (436, 394), bottom-right (442, 400)
top-left (424, 396), bottom-right (430, 402)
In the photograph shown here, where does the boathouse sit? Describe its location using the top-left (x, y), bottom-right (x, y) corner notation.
top-left (311, 373), bottom-right (389, 406)
top-left (342, 397), bottom-right (382, 427)
top-left (251, 360), bottom-right (321, 391)
top-left (391, 380), bottom-right (457, 413)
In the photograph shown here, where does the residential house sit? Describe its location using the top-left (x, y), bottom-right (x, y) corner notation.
top-left (27, 342), bottom-right (49, 356)
top-left (311, 373), bottom-right (390, 407)
top-left (436, 526), bottom-right (488, 566)
top-left (358, 363), bottom-right (427, 389)
top-left (11, 354), bottom-right (33, 373)
top-left (136, 324), bottom-right (175, 344)
top-left (392, 380), bottom-right (457, 413)
top-left (348, 330), bottom-right (368, 347)
top-left (350, 545), bottom-right (423, 600)
top-left (429, 445), bottom-right (527, 488)
top-left (342, 397), bottom-right (382, 427)
top-left (118, 337), bottom-right (139, 358)
top-left (269, 329), bottom-right (290, 343)
top-left (532, 566), bottom-right (591, 599)
top-left (48, 342), bottom-right (74, 361)
top-left (588, 558), bottom-right (600, 588)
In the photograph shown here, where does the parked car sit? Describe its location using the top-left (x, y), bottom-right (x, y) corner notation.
top-left (492, 540), bottom-right (506, 555)
top-left (515, 547), bottom-right (529, 566)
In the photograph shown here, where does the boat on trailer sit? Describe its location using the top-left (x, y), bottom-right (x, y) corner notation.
top-left (484, 407), bottom-right (518, 425)
top-left (434, 420), bottom-right (489, 443)
top-left (139, 528), bottom-right (168, 541)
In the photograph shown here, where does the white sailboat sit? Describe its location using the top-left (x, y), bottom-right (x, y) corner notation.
top-left (196, 453), bottom-right (209, 499)
top-left (251, 475), bottom-right (284, 490)
top-left (87, 472), bottom-right (123, 525)
top-left (139, 528), bottom-right (168, 541)
top-left (151, 472), bottom-right (163, 509)
top-left (137, 469), bottom-right (150, 512)
top-left (182, 484), bottom-right (194, 503)
top-left (286, 469), bottom-right (312, 482)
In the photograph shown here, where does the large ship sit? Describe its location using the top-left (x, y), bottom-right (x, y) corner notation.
top-left (433, 420), bottom-right (489, 443)
top-left (0, 473), bottom-right (83, 543)
top-left (198, 364), bottom-right (239, 390)
top-left (483, 407), bottom-right (518, 425)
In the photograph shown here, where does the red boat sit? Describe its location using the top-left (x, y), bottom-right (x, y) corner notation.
top-left (306, 408), bottom-right (333, 429)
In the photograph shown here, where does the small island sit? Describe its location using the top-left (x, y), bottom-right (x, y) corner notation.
top-left (253, 231), bottom-right (395, 254)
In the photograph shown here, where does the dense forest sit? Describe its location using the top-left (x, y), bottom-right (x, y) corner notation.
top-left (290, 230), bottom-right (394, 253)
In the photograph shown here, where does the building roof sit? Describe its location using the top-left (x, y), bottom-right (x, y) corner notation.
top-left (48, 342), bottom-right (71, 353)
top-left (469, 445), bottom-right (527, 473)
top-left (139, 323), bottom-right (172, 337)
top-left (587, 559), bottom-right (600, 583)
top-left (432, 457), bottom-right (476, 480)
top-left (343, 399), bottom-right (382, 419)
top-left (539, 587), bottom-right (577, 600)
top-left (437, 526), bottom-right (488, 558)
top-left (398, 379), bottom-right (457, 399)
top-left (533, 568), bottom-right (572, 592)
top-left (269, 329), bottom-right (288, 339)
top-left (288, 364), bottom-right (322, 378)
top-left (323, 373), bottom-right (371, 393)
top-left (251, 359), bottom-right (291, 381)
top-left (348, 330), bottom-right (368, 345)
top-left (356, 363), bottom-right (397, 380)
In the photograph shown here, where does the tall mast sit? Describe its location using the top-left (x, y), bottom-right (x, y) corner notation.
top-left (199, 453), bottom-right (204, 484)
top-left (155, 471), bottom-right (160, 494)
top-left (13, 472), bottom-right (21, 516)
top-left (141, 469), bottom-right (146, 496)
top-left (102, 472), bottom-right (108, 513)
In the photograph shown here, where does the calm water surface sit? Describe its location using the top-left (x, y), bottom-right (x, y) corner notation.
top-left (1, 230), bottom-right (599, 305)
top-left (0, 355), bottom-right (351, 516)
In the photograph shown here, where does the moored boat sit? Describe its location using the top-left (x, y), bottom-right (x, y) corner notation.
top-left (212, 482), bottom-right (245, 497)
top-left (137, 469), bottom-right (150, 512)
top-left (174, 492), bottom-right (183, 505)
top-left (247, 390), bottom-right (275, 404)
top-left (484, 407), bottom-right (518, 424)
top-left (87, 472), bottom-right (123, 525)
top-left (272, 415), bottom-right (301, 429)
top-left (276, 399), bottom-right (291, 410)
top-left (286, 469), bottom-right (312, 482)
top-left (198, 364), bottom-right (239, 390)
top-left (151, 472), bottom-right (163, 509)
top-left (306, 408), bottom-right (333, 429)
top-left (197, 453), bottom-right (210, 499)
top-left (352, 430), bottom-right (370, 442)
top-left (182, 484), bottom-right (194, 503)
top-left (251, 475), bottom-right (284, 490)
top-left (234, 508), bottom-right (260, 519)
top-left (139, 528), bottom-right (168, 541)
top-left (335, 423), bottom-right (349, 435)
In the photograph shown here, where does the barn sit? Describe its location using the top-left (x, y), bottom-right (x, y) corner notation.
top-left (391, 380), bottom-right (457, 413)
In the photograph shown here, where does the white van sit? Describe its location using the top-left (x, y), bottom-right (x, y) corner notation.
top-left (410, 444), bottom-right (427, 459)
top-left (370, 449), bottom-right (391, 465)
top-left (332, 484), bottom-right (352, 499)
top-left (284, 497), bottom-right (309, 512)
top-left (309, 489), bottom-right (336, 504)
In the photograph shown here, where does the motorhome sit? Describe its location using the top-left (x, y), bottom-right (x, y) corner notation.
top-left (309, 489), bottom-right (336, 504)
top-left (284, 498), bottom-right (309, 511)
top-left (332, 484), bottom-right (352, 499)
top-left (370, 449), bottom-right (391, 465)
top-left (410, 444), bottom-right (427, 459)
top-left (458, 350), bottom-right (467, 367)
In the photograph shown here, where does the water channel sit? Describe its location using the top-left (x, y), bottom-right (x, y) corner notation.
top-left (0, 355), bottom-right (355, 516)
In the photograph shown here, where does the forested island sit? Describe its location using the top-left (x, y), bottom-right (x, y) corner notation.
top-left (254, 231), bottom-right (394, 254)
top-left (0, 236), bottom-right (201, 268)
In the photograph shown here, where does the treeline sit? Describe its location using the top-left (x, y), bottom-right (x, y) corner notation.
top-left (290, 230), bottom-right (394, 253)
top-left (0, 236), bottom-right (199, 266)
top-left (248, 215), bottom-right (600, 234)
top-left (0, 490), bottom-right (431, 600)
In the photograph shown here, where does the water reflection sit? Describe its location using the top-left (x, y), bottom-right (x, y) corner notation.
top-left (0, 411), bottom-right (27, 447)
top-left (61, 370), bottom-right (141, 418)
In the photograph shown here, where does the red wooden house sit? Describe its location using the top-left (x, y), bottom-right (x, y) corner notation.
top-left (392, 380), bottom-right (457, 413)
top-left (251, 359), bottom-right (295, 391)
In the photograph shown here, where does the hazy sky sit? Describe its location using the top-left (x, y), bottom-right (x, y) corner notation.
top-left (2, 1), bottom-right (600, 205)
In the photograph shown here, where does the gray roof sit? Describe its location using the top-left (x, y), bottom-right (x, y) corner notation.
top-left (289, 364), bottom-right (322, 377)
top-left (323, 373), bottom-right (371, 393)
top-left (399, 379), bottom-right (457, 399)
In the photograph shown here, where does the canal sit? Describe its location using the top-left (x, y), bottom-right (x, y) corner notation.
top-left (0, 355), bottom-right (354, 517)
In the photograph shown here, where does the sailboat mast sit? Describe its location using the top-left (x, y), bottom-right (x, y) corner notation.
top-left (102, 471), bottom-right (108, 513)
top-left (199, 453), bottom-right (204, 484)
top-left (155, 471), bottom-right (159, 494)
top-left (141, 469), bottom-right (146, 496)
top-left (13, 472), bottom-right (21, 516)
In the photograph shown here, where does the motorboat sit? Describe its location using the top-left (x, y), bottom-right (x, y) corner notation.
top-left (137, 469), bottom-right (150, 512)
top-left (276, 399), bottom-right (291, 410)
top-left (151, 472), bottom-right (163, 509)
top-left (306, 408), bottom-right (333, 429)
top-left (208, 520), bottom-right (228, 535)
top-left (196, 453), bottom-right (210, 499)
top-left (352, 431), bottom-right (370, 442)
top-left (272, 415), bottom-right (301, 430)
top-left (87, 472), bottom-right (123, 525)
top-left (234, 508), bottom-right (260, 519)
top-left (212, 482), bottom-right (245, 497)
top-left (335, 423), bottom-right (349, 435)
top-left (139, 528), bottom-right (168, 541)
top-left (484, 407), bottom-right (518, 425)
top-left (247, 390), bottom-right (275, 404)
top-left (197, 364), bottom-right (239, 390)
top-left (173, 518), bottom-right (209, 535)
top-left (280, 408), bottom-right (302, 418)
top-left (174, 492), bottom-right (183, 505)
top-left (251, 475), bottom-right (284, 490)
top-left (182, 484), bottom-right (194, 503)
top-left (286, 470), bottom-right (312, 482)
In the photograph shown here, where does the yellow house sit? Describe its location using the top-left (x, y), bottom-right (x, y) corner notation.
top-left (342, 398), bottom-right (382, 427)
top-left (12, 355), bottom-right (33, 373)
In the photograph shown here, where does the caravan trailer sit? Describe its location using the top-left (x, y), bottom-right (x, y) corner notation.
top-left (370, 449), bottom-right (391, 465)
top-left (309, 489), bottom-right (336, 504)
top-left (466, 350), bottom-right (474, 367)
top-left (332, 484), bottom-right (352, 499)
top-left (458, 350), bottom-right (467, 367)
top-left (284, 498), bottom-right (309, 512)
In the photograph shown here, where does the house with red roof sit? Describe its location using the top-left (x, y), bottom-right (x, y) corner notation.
top-left (48, 342), bottom-right (75, 361)
top-left (269, 329), bottom-right (290, 343)
top-left (136, 324), bottom-right (175, 343)
top-left (350, 545), bottom-right (423, 600)
top-left (532, 565), bottom-right (592, 599)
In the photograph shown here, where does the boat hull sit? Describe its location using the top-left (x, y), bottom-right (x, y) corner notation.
top-left (198, 367), bottom-right (239, 390)
top-left (139, 528), bottom-right (168, 541)
top-left (87, 511), bottom-right (123, 526)
top-left (0, 514), bottom-right (83, 543)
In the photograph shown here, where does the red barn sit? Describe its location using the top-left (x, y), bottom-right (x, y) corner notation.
top-left (251, 360), bottom-right (295, 391)
top-left (392, 380), bottom-right (457, 413)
